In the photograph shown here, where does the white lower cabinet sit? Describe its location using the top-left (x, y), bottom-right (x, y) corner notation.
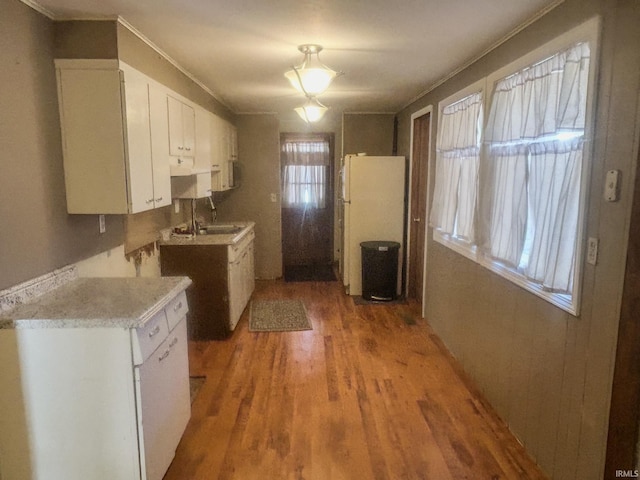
top-left (228, 232), bottom-right (255, 330)
top-left (0, 282), bottom-right (191, 480)
top-left (136, 318), bottom-right (190, 480)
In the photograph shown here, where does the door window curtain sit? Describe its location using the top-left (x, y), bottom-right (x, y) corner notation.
top-left (481, 42), bottom-right (590, 293)
top-left (429, 91), bottom-right (482, 242)
top-left (281, 134), bottom-right (330, 208)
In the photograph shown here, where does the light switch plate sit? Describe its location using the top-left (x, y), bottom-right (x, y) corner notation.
top-left (604, 169), bottom-right (620, 202)
top-left (587, 237), bottom-right (598, 265)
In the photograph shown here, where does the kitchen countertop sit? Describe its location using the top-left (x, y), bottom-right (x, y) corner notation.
top-left (0, 276), bottom-right (192, 330)
top-left (159, 221), bottom-right (255, 246)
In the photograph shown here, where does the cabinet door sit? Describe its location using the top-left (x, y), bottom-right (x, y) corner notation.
top-left (148, 82), bottom-right (171, 208)
top-left (181, 103), bottom-right (195, 157)
top-left (194, 107), bottom-right (211, 170)
top-left (136, 318), bottom-right (190, 480)
top-left (56, 67), bottom-right (130, 213)
top-left (167, 95), bottom-right (184, 157)
top-left (228, 257), bottom-right (243, 330)
top-left (209, 114), bottom-right (225, 191)
top-left (246, 242), bottom-right (255, 304)
top-left (123, 68), bottom-right (155, 213)
top-left (229, 124), bottom-right (238, 161)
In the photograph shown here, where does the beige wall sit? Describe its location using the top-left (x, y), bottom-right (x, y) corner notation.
top-left (116, 23), bottom-right (235, 123)
top-left (0, 0), bottom-right (123, 291)
top-left (54, 20), bottom-right (118, 59)
top-left (396, 0), bottom-right (640, 478)
top-left (342, 113), bottom-right (395, 157)
top-left (212, 114), bottom-right (283, 279)
top-left (0, 3), bottom-right (239, 292)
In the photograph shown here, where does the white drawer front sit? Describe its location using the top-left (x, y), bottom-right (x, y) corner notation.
top-left (132, 310), bottom-right (169, 365)
top-left (166, 290), bottom-right (188, 331)
top-left (228, 229), bottom-right (255, 263)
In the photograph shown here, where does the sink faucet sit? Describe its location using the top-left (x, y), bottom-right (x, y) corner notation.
top-left (190, 198), bottom-right (197, 234)
top-left (207, 196), bottom-right (217, 223)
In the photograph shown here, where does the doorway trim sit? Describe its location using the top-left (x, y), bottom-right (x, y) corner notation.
top-left (407, 105), bottom-right (433, 318)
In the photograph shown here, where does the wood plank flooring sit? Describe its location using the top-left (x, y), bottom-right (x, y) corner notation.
top-left (164, 279), bottom-right (548, 480)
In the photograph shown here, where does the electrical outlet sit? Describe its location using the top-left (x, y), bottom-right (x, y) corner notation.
top-left (99, 215), bottom-right (106, 234)
top-left (587, 237), bottom-right (598, 265)
top-left (270, 193), bottom-right (277, 202)
top-left (174, 199), bottom-right (180, 213)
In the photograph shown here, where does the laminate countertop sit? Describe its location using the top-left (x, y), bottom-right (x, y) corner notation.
top-left (0, 276), bottom-right (191, 330)
top-left (159, 221), bottom-right (255, 247)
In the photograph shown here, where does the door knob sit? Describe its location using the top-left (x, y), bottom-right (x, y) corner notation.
top-left (413, 218), bottom-right (421, 222)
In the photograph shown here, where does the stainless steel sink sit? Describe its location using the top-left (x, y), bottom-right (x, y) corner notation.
top-left (199, 224), bottom-right (244, 235)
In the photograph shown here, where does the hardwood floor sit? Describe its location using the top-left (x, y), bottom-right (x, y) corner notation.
top-left (164, 279), bottom-right (548, 480)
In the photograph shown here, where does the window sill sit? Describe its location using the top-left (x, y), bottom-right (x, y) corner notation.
top-left (433, 230), bottom-right (579, 316)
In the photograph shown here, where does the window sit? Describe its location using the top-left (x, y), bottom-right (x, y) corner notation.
top-left (430, 84), bottom-right (484, 259)
top-left (281, 135), bottom-right (331, 208)
top-left (429, 19), bottom-right (598, 314)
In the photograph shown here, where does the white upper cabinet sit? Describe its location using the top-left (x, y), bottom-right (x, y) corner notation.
top-left (194, 107), bottom-right (211, 171)
top-left (209, 115), bottom-right (238, 191)
top-left (55, 60), bottom-right (171, 214)
top-left (167, 95), bottom-right (195, 173)
top-left (147, 82), bottom-right (172, 209)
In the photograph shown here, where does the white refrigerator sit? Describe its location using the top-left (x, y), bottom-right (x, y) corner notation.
top-left (341, 154), bottom-right (406, 296)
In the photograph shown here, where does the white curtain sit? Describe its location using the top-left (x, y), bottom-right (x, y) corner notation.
top-left (481, 42), bottom-right (590, 293)
top-left (282, 165), bottom-right (327, 208)
top-left (281, 136), bottom-right (330, 208)
top-left (430, 91), bottom-right (482, 242)
top-left (281, 139), bottom-right (330, 166)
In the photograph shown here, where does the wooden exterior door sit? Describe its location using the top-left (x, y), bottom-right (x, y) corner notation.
top-left (281, 134), bottom-right (334, 268)
top-left (407, 113), bottom-right (430, 302)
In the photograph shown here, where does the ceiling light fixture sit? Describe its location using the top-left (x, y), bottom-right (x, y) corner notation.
top-left (294, 96), bottom-right (328, 123)
top-left (285, 44), bottom-right (341, 96)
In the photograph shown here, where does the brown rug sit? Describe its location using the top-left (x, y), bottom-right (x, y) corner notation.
top-left (249, 299), bottom-right (312, 332)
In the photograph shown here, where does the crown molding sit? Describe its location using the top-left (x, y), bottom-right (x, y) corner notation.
top-left (116, 16), bottom-right (232, 111)
top-left (19, 0), bottom-right (55, 19)
top-left (18, 0), bottom-right (233, 113)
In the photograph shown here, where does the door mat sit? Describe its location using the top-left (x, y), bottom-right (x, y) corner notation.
top-left (284, 264), bottom-right (336, 282)
top-left (352, 296), bottom-right (407, 306)
top-left (249, 299), bottom-right (312, 332)
top-left (189, 376), bottom-right (206, 404)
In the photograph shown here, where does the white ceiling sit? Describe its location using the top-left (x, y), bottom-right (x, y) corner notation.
top-left (32, 0), bottom-right (562, 116)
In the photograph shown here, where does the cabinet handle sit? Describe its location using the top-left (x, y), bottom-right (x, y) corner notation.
top-left (149, 325), bottom-right (161, 338)
top-left (178, 146), bottom-right (184, 150)
top-left (169, 337), bottom-right (178, 348)
top-left (146, 199), bottom-right (154, 204)
top-left (155, 197), bottom-right (163, 203)
top-left (185, 147), bottom-right (191, 151)
top-left (173, 301), bottom-right (183, 312)
top-left (158, 349), bottom-right (170, 362)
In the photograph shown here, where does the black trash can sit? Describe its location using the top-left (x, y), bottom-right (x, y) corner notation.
top-left (360, 241), bottom-right (401, 301)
